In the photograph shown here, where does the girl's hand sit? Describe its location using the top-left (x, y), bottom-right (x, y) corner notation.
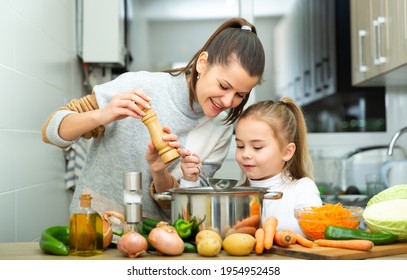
top-left (99, 88), bottom-right (151, 126)
top-left (180, 151), bottom-right (202, 182)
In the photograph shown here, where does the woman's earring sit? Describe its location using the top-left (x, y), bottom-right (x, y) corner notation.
top-left (197, 74), bottom-right (200, 80)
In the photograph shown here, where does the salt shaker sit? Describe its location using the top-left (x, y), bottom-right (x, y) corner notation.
top-left (123, 172), bottom-right (143, 233)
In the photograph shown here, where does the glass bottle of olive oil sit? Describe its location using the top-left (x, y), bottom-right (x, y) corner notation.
top-left (69, 193), bottom-right (103, 256)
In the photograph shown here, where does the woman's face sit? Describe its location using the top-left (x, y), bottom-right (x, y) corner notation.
top-left (235, 117), bottom-right (286, 180)
top-left (196, 53), bottom-right (259, 118)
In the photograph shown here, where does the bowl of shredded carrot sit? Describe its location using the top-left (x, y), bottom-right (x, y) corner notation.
top-left (294, 203), bottom-right (363, 240)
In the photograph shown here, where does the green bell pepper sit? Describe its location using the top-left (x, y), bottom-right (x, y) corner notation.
top-left (173, 218), bottom-right (193, 239)
top-left (190, 215), bottom-right (206, 239)
top-left (39, 225), bottom-right (70, 256)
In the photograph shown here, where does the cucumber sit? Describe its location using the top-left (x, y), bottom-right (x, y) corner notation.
top-left (324, 226), bottom-right (398, 245)
top-left (183, 242), bottom-right (197, 253)
top-left (141, 217), bottom-right (161, 233)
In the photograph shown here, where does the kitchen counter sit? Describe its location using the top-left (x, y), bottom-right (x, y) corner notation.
top-left (1, 242), bottom-right (407, 260)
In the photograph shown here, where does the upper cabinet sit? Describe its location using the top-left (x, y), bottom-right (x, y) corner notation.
top-left (274, 0), bottom-right (383, 106)
top-left (351, 0), bottom-right (407, 86)
top-left (274, 0), bottom-right (336, 105)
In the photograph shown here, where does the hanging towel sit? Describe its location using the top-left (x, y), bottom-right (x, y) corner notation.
top-left (64, 138), bottom-right (92, 190)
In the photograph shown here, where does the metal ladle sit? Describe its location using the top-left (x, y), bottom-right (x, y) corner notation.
top-left (196, 164), bottom-right (238, 191)
top-left (180, 145), bottom-right (239, 191)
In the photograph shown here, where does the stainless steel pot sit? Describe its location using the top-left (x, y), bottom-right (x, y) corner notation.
top-left (154, 186), bottom-right (282, 239)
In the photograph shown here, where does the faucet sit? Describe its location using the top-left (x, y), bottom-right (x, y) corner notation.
top-left (388, 127), bottom-right (407, 156)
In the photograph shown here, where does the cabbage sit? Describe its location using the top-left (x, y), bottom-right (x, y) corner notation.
top-left (363, 199), bottom-right (407, 240)
top-left (367, 184), bottom-right (407, 207)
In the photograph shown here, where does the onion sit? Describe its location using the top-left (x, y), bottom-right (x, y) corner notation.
top-left (117, 231), bottom-right (148, 258)
top-left (101, 210), bottom-right (125, 249)
top-left (148, 224), bottom-right (184, 256)
top-left (102, 220), bottom-right (113, 249)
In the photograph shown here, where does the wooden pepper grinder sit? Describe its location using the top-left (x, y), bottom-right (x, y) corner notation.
top-left (141, 103), bottom-right (180, 164)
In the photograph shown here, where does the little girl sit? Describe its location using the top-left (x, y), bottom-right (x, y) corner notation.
top-left (234, 98), bottom-right (322, 234)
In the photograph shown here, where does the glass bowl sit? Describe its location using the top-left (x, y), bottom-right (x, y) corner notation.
top-left (294, 205), bottom-right (363, 240)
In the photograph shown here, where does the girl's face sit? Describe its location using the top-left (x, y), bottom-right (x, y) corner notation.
top-left (235, 117), bottom-right (286, 180)
top-left (195, 53), bottom-right (259, 118)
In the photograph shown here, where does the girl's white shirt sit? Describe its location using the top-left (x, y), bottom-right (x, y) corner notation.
top-left (250, 173), bottom-right (322, 235)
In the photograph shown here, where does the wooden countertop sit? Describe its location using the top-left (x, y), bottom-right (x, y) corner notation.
top-left (1, 242), bottom-right (407, 260)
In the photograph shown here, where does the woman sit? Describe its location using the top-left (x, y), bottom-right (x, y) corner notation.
top-left (42, 17), bottom-right (265, 221)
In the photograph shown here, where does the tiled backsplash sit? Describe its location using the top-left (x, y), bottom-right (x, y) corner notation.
top-left (0, 0), bottom-right (82, 242)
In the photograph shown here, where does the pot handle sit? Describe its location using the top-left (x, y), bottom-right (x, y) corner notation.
top-left (264, 191), bottom-right (283, 200)
top-left (153, 191), bottom-right (173, 202)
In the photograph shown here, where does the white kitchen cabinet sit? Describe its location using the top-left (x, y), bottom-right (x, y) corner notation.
top-left (351, 0), bottom-right (407, 86)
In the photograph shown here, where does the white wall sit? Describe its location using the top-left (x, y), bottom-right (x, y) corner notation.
top-left (0, 0), bottom-right (83, 242)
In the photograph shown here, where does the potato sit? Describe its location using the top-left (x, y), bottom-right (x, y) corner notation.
top-left (222, 233), bottom-right (256, 256)
top-left (197, 237), bottom-right (222, 257)
top-left (195, 230), bottom-right (222, 246)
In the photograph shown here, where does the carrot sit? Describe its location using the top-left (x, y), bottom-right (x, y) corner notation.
top-left (236, 226), bottom-right (257, 237)
top-left (233, 215), bottom-right (260, 230)
top-left (254, 228), bottom-right (265, 254)
top-left (273, 230), bottom-right (297, 247)
top-left (298, 203), bottom-right (360, 240)
top-left (295, 233), bottom-right (314, 248)
top-left (250, 200), bottom-right (261, 216)
top-left (314, 239), bottom-right (374, 251)
top-left (263, 215), bottom-right (278, 250)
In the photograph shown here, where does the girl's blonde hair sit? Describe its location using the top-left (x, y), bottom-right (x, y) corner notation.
top-left (239, 97), bottom-right (314, 180)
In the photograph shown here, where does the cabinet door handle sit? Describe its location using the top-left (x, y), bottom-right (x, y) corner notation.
top-left (373, 17), bottom-right (387, 65)
top-left (295, 76), bottom-right (301, 101)
top-left (314, 62), bottom-right (322, 92)
top-left (358, 30), bottom-right (368, 72)
top-left (322, 57), bottom-right (330, 89)
top-left (303, 70), bottom-right (311, 97)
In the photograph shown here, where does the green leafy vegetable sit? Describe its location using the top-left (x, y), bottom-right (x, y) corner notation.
top-left (363, 198), bottom-right (407, 241)
top-left (367, 184), bottom-right (407, 207)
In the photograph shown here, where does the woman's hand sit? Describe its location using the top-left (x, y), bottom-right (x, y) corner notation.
top-left (145, 127), bottom-right (180, 172)
top-left (99, 89), bottom-right (151, 126)
top-left (146, 127), bottom-right (182, 193)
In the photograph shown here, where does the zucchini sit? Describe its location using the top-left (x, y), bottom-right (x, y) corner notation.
top-left (141, 217), bottom-right (161, 234)
top-left (324, 226), bottom-right (398, 245)
top-left (183, 242), bottom-right (197, 253)
top-left (142, 217), bottom-right (161, 228)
